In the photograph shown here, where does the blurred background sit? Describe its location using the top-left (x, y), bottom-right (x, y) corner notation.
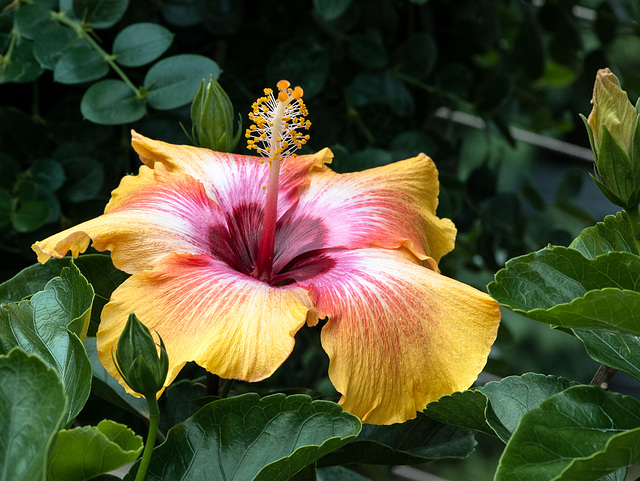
top-left (1, 0), bottom-right (639, 479)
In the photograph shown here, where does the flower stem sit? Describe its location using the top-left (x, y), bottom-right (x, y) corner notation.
top-left (135, 395), bottom-right (160, 481)
top-left (624, 206), bottom-right (640, 254)
top-left (590, 364), bottom-right (617, 390)
top-left (51, 11), bottom-right (144, 98)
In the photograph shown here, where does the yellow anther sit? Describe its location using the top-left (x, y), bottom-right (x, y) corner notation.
top-left (278, 91), bottom-right (288, 102)
top-left (292, 86), bottom-right (303, 99)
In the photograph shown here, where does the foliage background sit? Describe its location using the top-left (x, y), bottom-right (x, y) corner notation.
top-left (2, 0), bottom-right (640, 479)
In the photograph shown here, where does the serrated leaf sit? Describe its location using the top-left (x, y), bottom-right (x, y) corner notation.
top-left (54, 42), bottom-right (109, 84)
top-left (569, 211), bottom-right (638, 258)
top-left (0, 255), bottom-right (128, 333)
top-left (113, 23), bottom-right (174, 67)
top-left (488, 246), bottom-right (640, 335)
top-left (573, 329), bottom-right (640, 382)
top-left (318, 413), bottom-right (475, 467)
top-left (0, 348), bottom-right (67, 481)
top-left (47, 419), bottom-right (143, 481)
top-left (423, 374), bottom-right (577, 443)
top-left (124, 393), bottom-right (361, 481)
top-left (73, 0), bottom-right (129, 29)
top-left (84, 337), bottom-right (149, 418)
top-left (495, 385), bottom-right (640, 481)
top-left (0, 263), bottom-right (93, 426)
top-left (81, 79), bottom-right (146, 125)
top-left (144, 54), bottom-right (221, 110)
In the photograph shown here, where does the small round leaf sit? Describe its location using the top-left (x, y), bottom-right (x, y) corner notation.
top-left (144, 54), bottom-right (221, 110)
top-left (54, 42), bottom-right (109, 84)
top-left (81, 79), bottom-right (147, 125)
top-left (73, 0), bottom-right (129, 29)
top-left (113, 23), bottom-right (174, 68)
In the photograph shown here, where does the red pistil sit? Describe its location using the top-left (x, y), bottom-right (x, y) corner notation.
top-left (254, 158), bottom-right (281, 281)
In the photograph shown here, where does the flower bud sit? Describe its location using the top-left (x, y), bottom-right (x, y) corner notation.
top-left (582, 68), bottom-right (640, 209)
top-left (114, 313), bottom-right (169, 398)
top-left (190, 75), bottom-right (241, 152)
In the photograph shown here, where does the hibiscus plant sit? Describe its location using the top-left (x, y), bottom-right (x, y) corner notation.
top-left (3, 1), bottom-right (640, 481)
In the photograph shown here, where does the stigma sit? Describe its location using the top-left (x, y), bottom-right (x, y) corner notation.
top-left (245, 80), bottom-right (311, 163)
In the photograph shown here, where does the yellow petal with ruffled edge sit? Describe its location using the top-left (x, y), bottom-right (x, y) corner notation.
top-left (273, 153), bottom-right (455, 274)
top-left (298, 247), bottom-right (501, 425)
top-left (33, 163), bottom-right (222, 274)
top-left (98, 252), bottom-right (317, 395)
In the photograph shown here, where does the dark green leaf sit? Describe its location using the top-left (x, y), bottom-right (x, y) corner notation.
top-left (12, 199), bottom-right (50, 232)
top-left (14, 0), bottom-right (56, 40)
top-left (54, 42), bottom-right (109, 84)
top-left (317, 466), bottom-right (370, 480)
top-left (159, 378), bottom-right (206, 432)
top-left (81, 79), bottom-right (147, 125)
top-left (201, 0), bottom-right (242, 36)
top-left (495, 386), bottom-right (640, 481)
top-left (73, 0), bottom-right (129, 29)
top-left (569, 212), bottom-right (639, 258)
top-left (58, 155), bottom-right (104, 202)
top-left (125, 394), bottom-right (361, 481)
top-left (0, 189), bottom-right (10, 227)
top-left (424, 374), bottom-right (577, 443)
top-left (8, 41), bottom-right (44, 83)
top-left (160, 0), bottom-right (203, 27)
top-left (266, 39), bottom-right (330, 99)
top-left (488, 247), bottom-right (640, 335)
top-left (313, 0), bottom-right (353, 21)
top-left (113, 23), bottom-right (174, 67)
top-left (395, 33), bottom-right (437, 80)
top-left (47, 420), bottom-right (143, 481)
top-left (0, 263), bottom-right (94, 426)
top-left (84, 337), bottom-right (149, 418)
top-left (144, 54), bottom-right (221, 110)
top-left (0, 348), bottom-right (67, 481)
top-left (31, 158), bottom-right (66, 191)
top-left (348, 30), bottom-right (387, 69)
top-left (319, 413), bottom-right (475, 466)
top-left (33, 23), bottom-right (78, 70)
top-left (573, 330), bottom-right (640, 382)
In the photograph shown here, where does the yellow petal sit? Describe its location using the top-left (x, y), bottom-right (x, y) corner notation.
top-left (301, 247), bottom-right (501, 424)
top-left (33, 163), bottom-right (222, 274)
top-left (97, 253), bottom-right (317, 396)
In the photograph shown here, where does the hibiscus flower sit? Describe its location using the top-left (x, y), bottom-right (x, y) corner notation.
top-left (33, 81), bottom-right (500, 424)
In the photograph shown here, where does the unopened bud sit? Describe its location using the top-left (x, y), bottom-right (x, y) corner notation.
top-left (191, 75), bottom-right (241, 152)
top-left (582, 68), bottom-right (640, 209)
top-left (114, 313), bottom-right (168, 398)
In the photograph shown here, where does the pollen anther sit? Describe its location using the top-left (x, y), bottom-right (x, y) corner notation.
top-left (245, 79), bottom-right (310, 163)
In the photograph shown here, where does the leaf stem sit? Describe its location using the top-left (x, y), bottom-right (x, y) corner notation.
top-left (135, 394), bottom-right (160, 481)
top-left (623, 206), bottom-right (640, 254)
top-left (589, 364), bottom-right (617, 390)
top-left (51, 11), bottom-right (144, 98)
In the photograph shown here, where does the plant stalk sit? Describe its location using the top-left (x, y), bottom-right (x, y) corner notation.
top-left (135, 395), bottom-right (160, 481)
top-left (624, 206), bottom-right (640, 254)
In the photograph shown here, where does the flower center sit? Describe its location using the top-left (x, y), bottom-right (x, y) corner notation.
top-left (246, 80), bottom-right (311, 282)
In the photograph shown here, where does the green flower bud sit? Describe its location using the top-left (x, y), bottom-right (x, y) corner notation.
top-left (114, 313), bottom-right (169, 398)
top-left (582, 68), bottom-right (640, 210)
top-left (190, 75), bottom-right (241, 152)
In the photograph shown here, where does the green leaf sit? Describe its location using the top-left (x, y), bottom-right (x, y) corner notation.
top-left (573, 330), bottom-right (640, 382)
top-left (113, 23), bottom-right (174, 67)
top-left (495, 386), bottom-right (640, 481)
top-left (12, 199), bottom-right (50, 232)
top-left (58, 155), bottom-right (105, 202)
top-left (424, 374), bottom-right (577, 443)
top-left (0, 263), bottom-right (94, 426)
top-left (125, 394), bottom-right (361, 481)
top-left (84, 337), bottom-right (149, 418)
top-left (31, 158), bottom-right (66, 191)
top-left (348, 31), bottom-right (387, 69)
top-left (569, 212), bottom-right (639, 258)
top-left (318, 413), bottom-right (475, 467)
top-left (312, 0), bottom-right (353, 21)
top-left (0, 348), bottom-right (67, 481)
top-left (33, 24), bottom-right (78, 70)
top-left (488, 246), bottom-right (640, 335)
top-left (144, 54), bottom-right (221, 110)
top-left (81, 79), bottom-right (146, 125)
top-left (73, 0), bottom-right (129, 29)
top-left (8, 40), bottom-right (44, 83)
top-left (54, 42), bottom-right (109, 84)
top-left (317, 466), bottom-right (370, 480)
top-left (395, 33), bottom-right (437, 80)
top-left (14, 0), bottom-right (56, 40)
top-left (0, 255), bottom-right (127, 333)
top-left (47, 420), bottom-right (143, 481)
